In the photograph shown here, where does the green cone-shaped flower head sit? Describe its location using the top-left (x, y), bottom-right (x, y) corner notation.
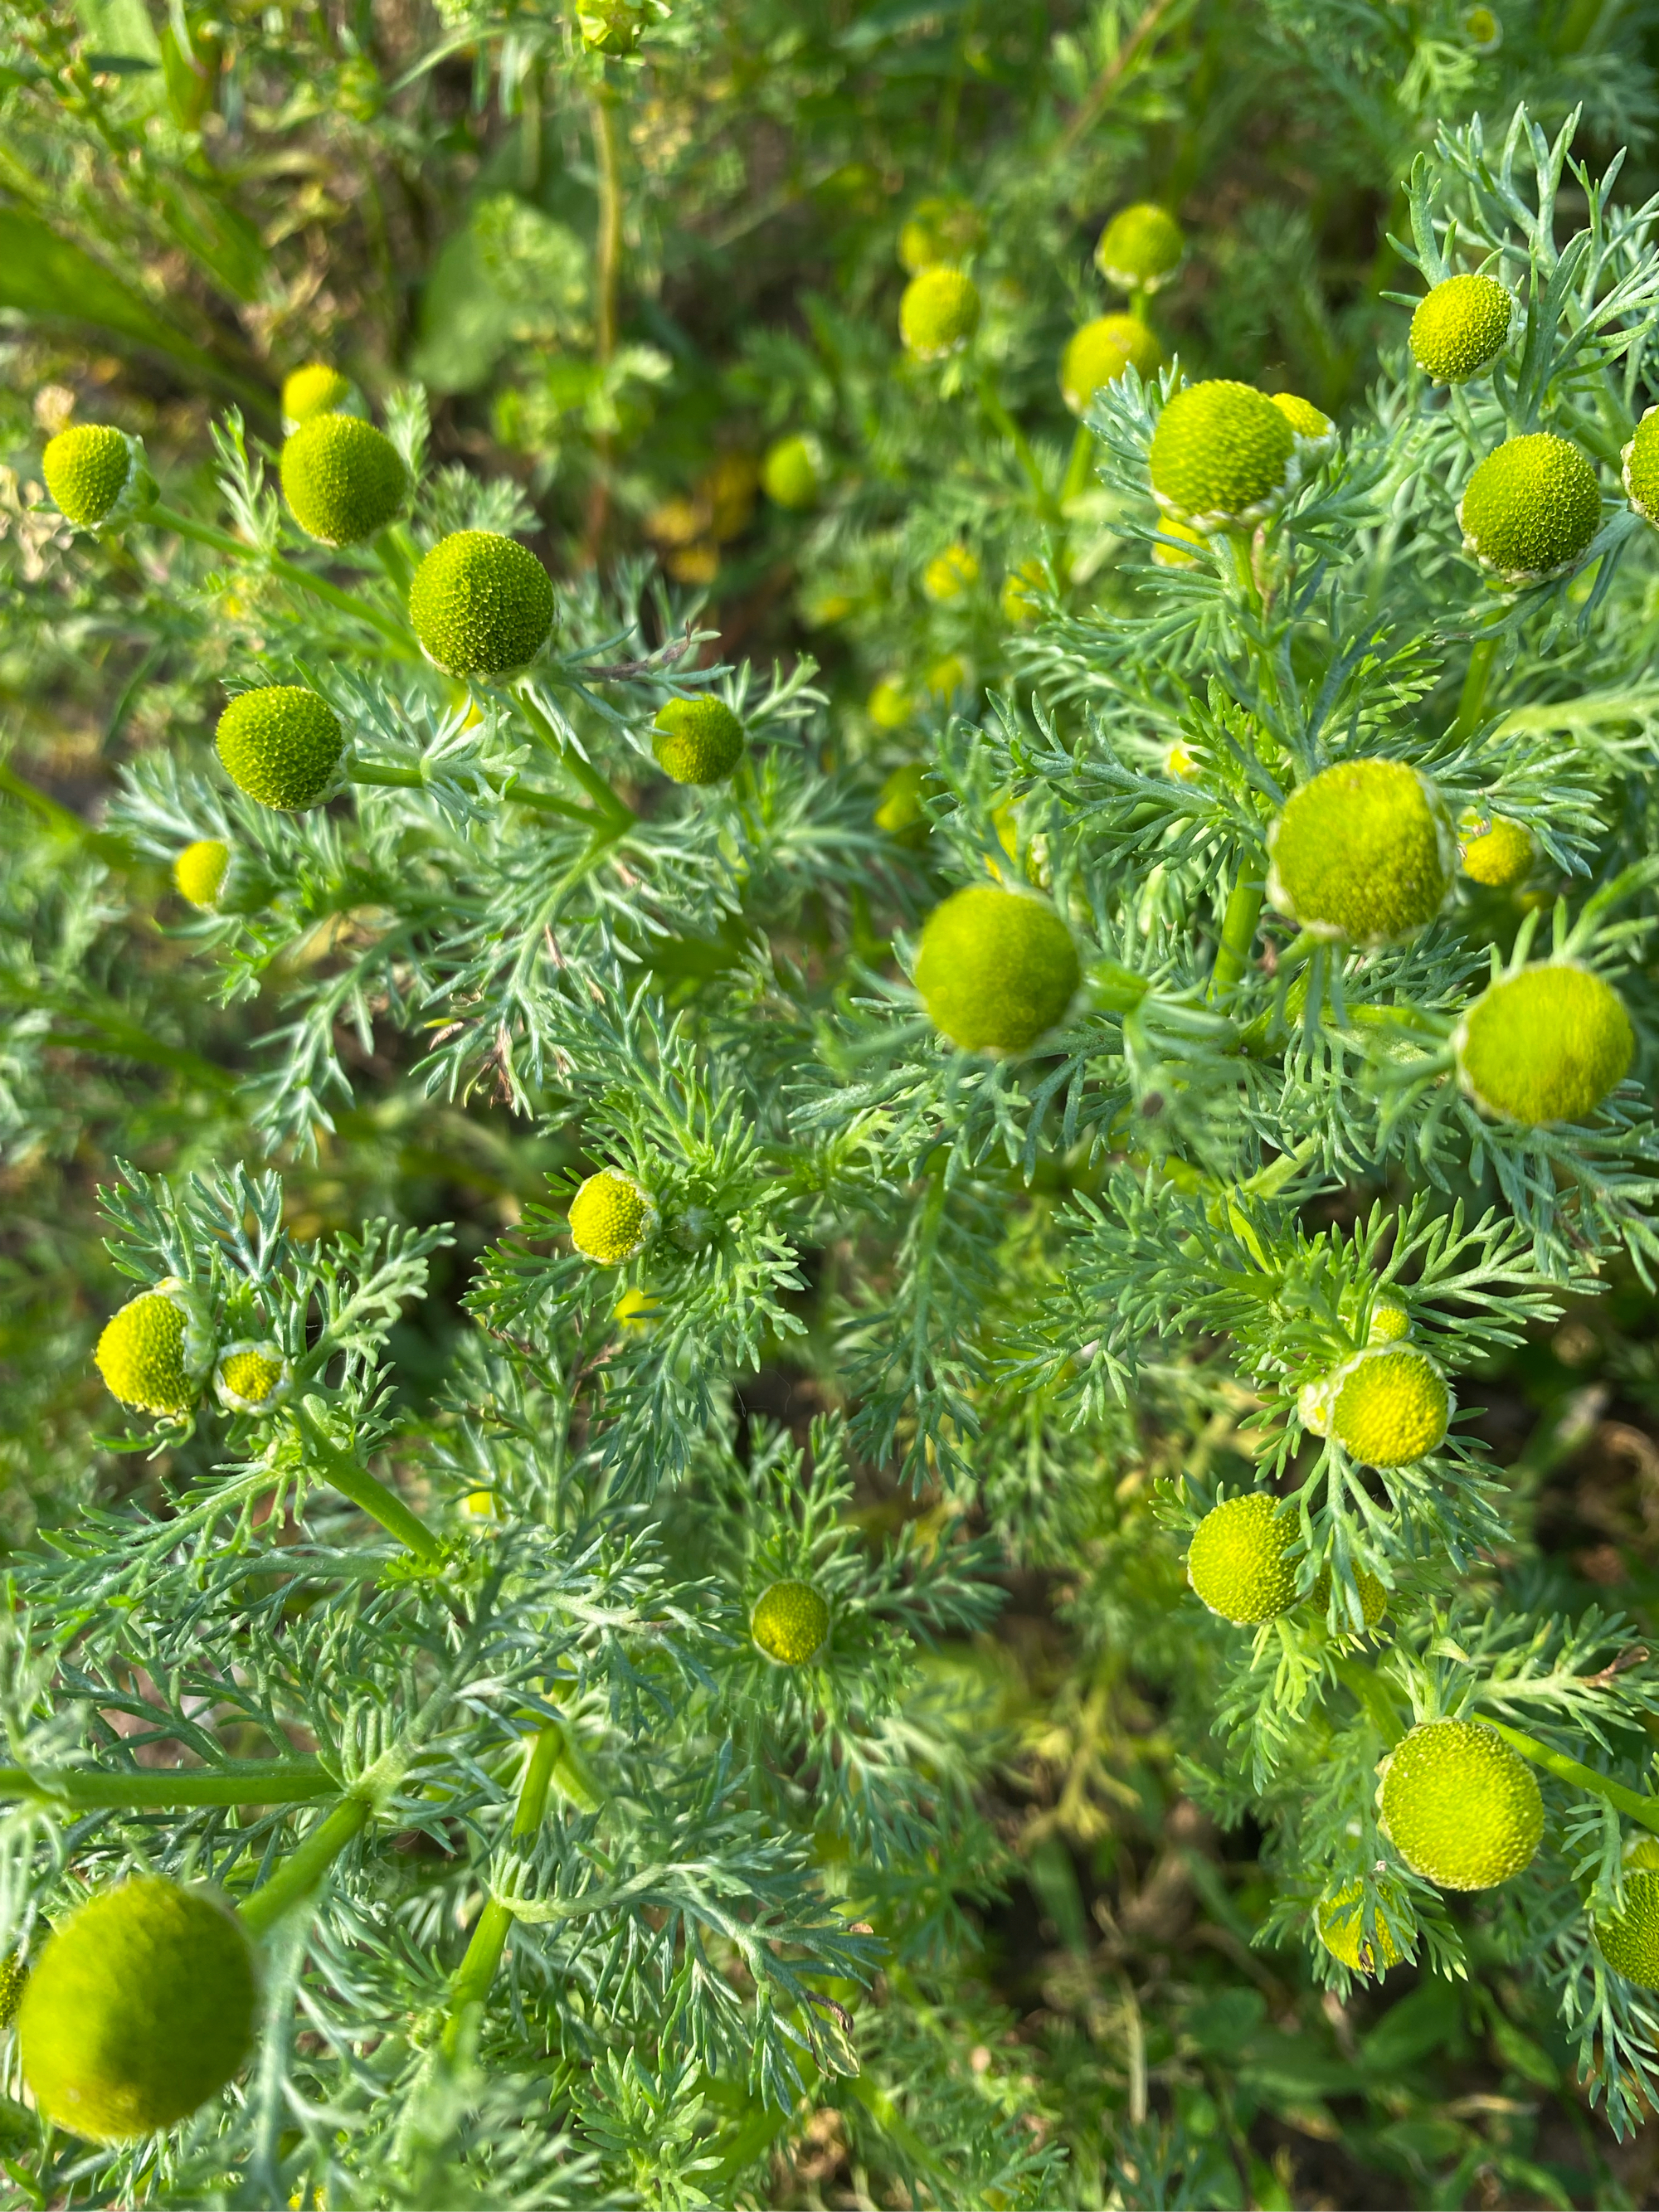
top-left (1595, 1870), bottom-right (1659, 1989)
top-left (214, 1339), bottom-right (291, 1416)
top-left (1379, 1719), bottom-right (1544, 1890)
top-left (651, 697), bottom-right (746, 785)
top-left (761, 434), bottom-right (825, 511)
top-left (173, 838), bottom-right (230, 908)
top-left (409, 531), bottom-right (555, 678)
top-left (1267, 759), bottom-right (1454, 946)
top-left (915, 885), bottom-right (1079, 1053)
top-left (280, 363), bottom-right (353, 430)
top-left (568, 1169), bottom-right (656, 1264)
top-left (1316, 1880), bottom-right (1405, 1976)
top-left (1186, 1493), bottom-right (1300, 1624)
top-left (1147, 380), bottom-right (1297, 527)
top-left (1455, 962), bottom-right (1634, 1126)
top-left (751, 1579), bottom-right (831, 1665)
top-left (1308, 1562), bottom-right (1390, 1631)
top-left (1060, 315), bottom-right (1162, 416)
top-left (1408, 273), bottom-right (1515, 383)
top-left (898, 197), bottom-right (985, 274)
top-left (1457, 433), bottom-right (1601, 584)
top-left (42, 424), bottom-right (133, 527)
top-left (280, 415), bottom-right (407, 547)
top-left (900, 266), bottom-right (980, 361)
top-left (1622, 406), bottom-right (1659, 525)
top-left (95, 1280), bottom-right (211, 1414)
top-left (1331, 1346), bottom-right (1450, 1467)
top-left (1094, 202), bottom-right (1185, 292)
top-left (216, 686), bottom-right (343, 810)
top-left (18, 1877), bottom-right (258, 2141)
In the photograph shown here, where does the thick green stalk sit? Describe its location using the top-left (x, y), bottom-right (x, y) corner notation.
top-left (0, 1759), bottom-right (330, 1809)
top-left (513, 687), bottom-right (636, 828)
top-left (291, 1407), bottom-right (441, 1563)
top-left (1451, 635), bottom-right (1498, 741)
top-left (1486, 1719), bottom-right (1659, 1836)
top-left (238, 1796), bottom-right (373, 1937)
top-left (1207, 863), bottom-right (1265, 1002)
top-left (440, 1725), bottom-right (562, 2059)
top-left (138, 503), bottom-right (419, 656)
top-left (350, 759), bottom-right (597, 825)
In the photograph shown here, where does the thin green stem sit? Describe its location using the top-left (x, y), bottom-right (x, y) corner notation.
top-left (0, 1760), bottom-right (331, 1809)
top-left (350, 761), bottom-right (597, 825)
top-left (440, 1725), bottom-right (562, 2059)
top-left (138, 503), bottom-right (419, 656)
top-left (238, 1796), bottom-right (373, 1937)
top-left (1452, 635), bottom-right (1498, 741)
top-left (978, 375), bottom-right (1053, 518)
top-left (1485, 1719), bottom-right (1659, 1836)
top-left (1059, 423), bottom-right (1095, 507)
top-left (291, 1407), bottom-right (441, 1563)
top-left (1208, 863), bottom-right (1265, 1002)
top-left (513, 687), bottom-right (635, 827)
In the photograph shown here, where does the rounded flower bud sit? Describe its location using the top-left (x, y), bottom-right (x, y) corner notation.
top-left (1000, 560), bottom-right (1047, 624)
top-left (1186, 1492), bottom-right (1300, 1624)
top-left (1457, 433), bottom-right (1601, 585)
top-left (1094, 202), bottom-right (1185, 294)
top-left (1147, 380), bottom-right (1297, 528)
top-left (1059, 315), bottom-right (1162, 416)
top-left (1308, 1562), bottom-right (1389, 1629)
top-left (568, 1169), bottom-right (656, 1265)
top-left (751, 1579), bottom-right (831, 1666)
top-left (761, 434), bottom-right (825, 511)
top-left (173, 838), bottom-right (230, 909)
top-left (280, 363), bottom-right (353, 430)
top-left (1316, 1880), bottom-right (1404, 1976)
top-left (216, 686), bottom-right (344, 811)
top-left (1331, 1346), bottom-right (1451, 1467)
top-left (1457, 809), bottom-right (1535, 888)
top-left (18, 1876), bottom-right (258, 2141)
top-left (1455, 961), bottom-right (1634, 1126)
top-left (1379, 1719), bottom-right (1544, 1890)
top-left (899, 266), bottom-right (980, 361)
top-left (651, 697), bottom-right (745, 785)
top-left (898, 197), bottom-right (985, 275)
top-left (1595, 1869), bottom-right (1659, 1989)
top-left (214, 1339), bottom-right (291, 1416)
top-left (1271, 391), bottom-right (1337, 469)
top-left (922, 544), bottom-right (980, 604)
top-left (1463, 3), bottom-right (1501, 48)
top-left (280, 415), bottom-right (407, 548)
top-left (1163, 739), bottom-right (1199, 779)
top-left (95, 1279), bottom-right (212, 1414)
top-left (1409, 272), bottom-right (1515, 384)
top-left (1367, 1297), bottom-right (1411, 1345)
top-left (1267, 759), bottom-right (1454, 946)
top-left (408, 530), bottom-right (555, 679)
top-left (868, 677), bottom-right (913, 731)
top-left (1621, 406), bottom-right (1659, 525)
top-left (915, 884), bottom-right (1080, 1053)
top-left (874, 761), bottom-right (929, 843)
top-left (42, 424), bottom-right (133, 527)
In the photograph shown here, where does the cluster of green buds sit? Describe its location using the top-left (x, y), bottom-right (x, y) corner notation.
top-left (94, 1278), bottom-right (290, 1421)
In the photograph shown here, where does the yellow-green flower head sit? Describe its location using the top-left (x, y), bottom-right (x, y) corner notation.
top-left (568, 1169), bottom-right (656, 1265)
top-left (280, 363), bottom-right (353, 431)
top-left (1000, 560), bottom-right (1048, 625)
top-left (751, 1578), bottom-right (831, 1665)
top-left (216, 686), bottom-right (344, 811)
top-left (1164, 738), bottom-right (1199, 779)
top-left (1094, 202), bottom-right (1185, 294)
top-left (761, 433), bottom-right (825, 511)
top-left (1457, 808), bottom-right (1535, 888)
top-left (915, 884), bottom-right (1080, 1053)
top-left (280, 415), bottom-right (407, 548)
top-left (898, 197), bottom-right (985, 275)
top-left (923, 652), bottom-right (969, 700)
top-left (651, 697), bottom-right (745, 785)
top-left (41, 424), bottom-right (133, 527)
top-left (214, 1339), bottom-right (291, 1416)
top-left (868, 677), bottom-right (913, 730)
top-left (1408, 273), bottom-right (1515, 384)
top-left (1595, 1870), bottom-right (1659, 1989)
top-left (875, 761), bottom-right (929, 843)
top-left (1271, 391), bottom-right (1337, 465)
top-left (0, 1952), bottom-right (25, 2030)
top-left (173, 838), bottom-right (230, 909)
top-left (1621, 406), bottom-right (1659, 525)
top-left (1186, 1493), bottom-right (1300, 1624)
top-left (1367, 1296), bottom-right (1411, 1345)
top-left (1379, 1719), bottom-right (1544, 1890)
top-left (18, 1877), bottom-right (258, 2141)
top-left (613, 1284), bottom-right (659, 1330)
top-left (408, 530), bottom-right (556, 679)
top-left (1316, 1880), bottom-right (1404, 1976)
top-left (1331, 1346), bottom-right (1450, 1467)
top-left (1152, 518), bottom-right (1209, 568)
top-left (1147, 380), bottom-right (1297, 528)
top-left (1059, 316), bottom-right (1162, 416)
top-left (1454, 961), bottom-right (1634, 1126)
top-left (1457, 433), bottom-right (1601, 585)
top-left (578, 0), bottom-right (645, 52)
top-left (922, 543), bottom-right (980, 603)
top-left (1267, 759), bottom-right (1454, 946)
top-left (900, 266), bottom-right (980, 361)
top-left (95, 1279), bottom-right (212, 1414)
top-left (1308, 1562), bottom-right (1389, 1630)
top-left (1462, 3), bottom-right (1501, 49)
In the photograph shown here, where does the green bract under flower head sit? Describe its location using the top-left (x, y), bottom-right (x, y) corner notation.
top-left (1595, 1870), bottom-right (1659, 1989)
top-left (761, 434), bottom-right (824, 510)
top-left (899, 266), bottom-right (980, 361)
top-left (1094, 202), bottom-right (1185, 292)
top-left (280, 362), bottom-right (353, 429)
top-left (280, 415), bottom-right (407, 547)
top-left (1147, 380), bottom-right (1297, 527)
top-left (1455, 962), bottom-right (1634, 1125)
top-left (95, 1280), bottom-right (210, 1414)
top-left (1267, 759), bottom-right (1454, 946)
top-left (173, 838), bottom-right (230, 908)
top-left (216, 686), bottom-right (343, 811)
top-left (214, 1339), bottom-right (291, 1416)
top-left (1622, 406), bottom-right (1659, 524)
top-left (1457, 809), bottom-right (1535, 887)
top-left (568, 1169), bottom-right (656, 1264)
top-left (915, 885), bottom-right (1079, 1053)
top-left (1408, 273), bottom-right (1515, 383)
top-left (922, 543), bottom-right (979, 602)
top-left (751, 1579), bottom-right (831, 1665)
top-left (1331, 1347), bottom-right (1450, 1467)
top-left (1186, 1493), bottom-right (1300, 1624)
top-left (1059, 316), bottom-right (1162, 416)
top-left (42, 424), bottom-right (133, 527)
top-left (651, 697), bottom-right (746, 785)
top-left (409, 531), bottom-right (555, 678)
top-left (1379, 1719), bottom-right (1544, 1890)
top-left (19, 1877), bottom-right (257, 2141)
top-left (898, 197), bottom-right (985, 274)
top-left (1316, 1880), bottom-right (1404, 1975)
top-left (1457, 433), bottom-right (1601, 584)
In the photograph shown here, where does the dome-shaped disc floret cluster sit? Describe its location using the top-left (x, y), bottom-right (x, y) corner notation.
top-left (214, 1340), bottom-right (291, 1416)
top-left (280, 415), bottom-right (407, 548)
top-left (95, 1282), bottom-right (209, 1414)
top-left (568, 1169), bottom-right (657, 1265)
top-left (761, 434), bottom-right (824, 511)
top-left (1408, 272), bottom-right (1515, 383)
top-left (1457, 433), bottom-right (1602, 585)
top-left (280, 362), bottom-right (353, 428)
top-left (1316, 1880), bottom-right (1404, 1975)
top-left (17, 1877), bottom-right (258, 2141)
top-left (899, 267), bottom-right (980, 361)
top-left (1094, 202), bottom-right (1185, 292)
top-left (42, 425), bottom-right (134, 527)
top-left (216, 686), bottom-right (344, 811)
top-left (1186, 1493), bottom-right (1301, 1624)
top-left (409, 531), bottom-right (555, 678)
top-left (1458, 809), bottom-right (1535, 888)
top-left (897, 197), bottom-right (985, 274)
top-left (1595, 1869), bottom-right (1659, 1988)
top-left (1367, 1298), bottom-right (1411, 1345)
top-left (751, 1579), bottom-right (831, 1665)
top-left (914, 885), bottom-right (1080, 1053)
top-left (922, 544), bottom-right (979, 603)
top-left (1455, 961), bottom-right (1634, 1126)
top-left (1266, 759), bottom-right (1454, 946)
top-left (1379, 1719), bottom-right (1544, 1890)
top-left (1060, 316), bottom-right (1162, 416)
top-left (173, 838), bottom-right (230, 908)
top-left (1148, 380), bottom-right (1297, 528)
top-left (651, 698), bottom-right (746, 785)
top-left (0, 1952), bottom-right (24, 2030)
top-left (1331, 1346), bottom-right (1451, 1467)
top-left (1308, 1562), bottom-right (1389, 1628)
top-left (1271, 391), bottom-right (1335, 451)
top-left (1623, 406), bottom-right (1659, 524)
